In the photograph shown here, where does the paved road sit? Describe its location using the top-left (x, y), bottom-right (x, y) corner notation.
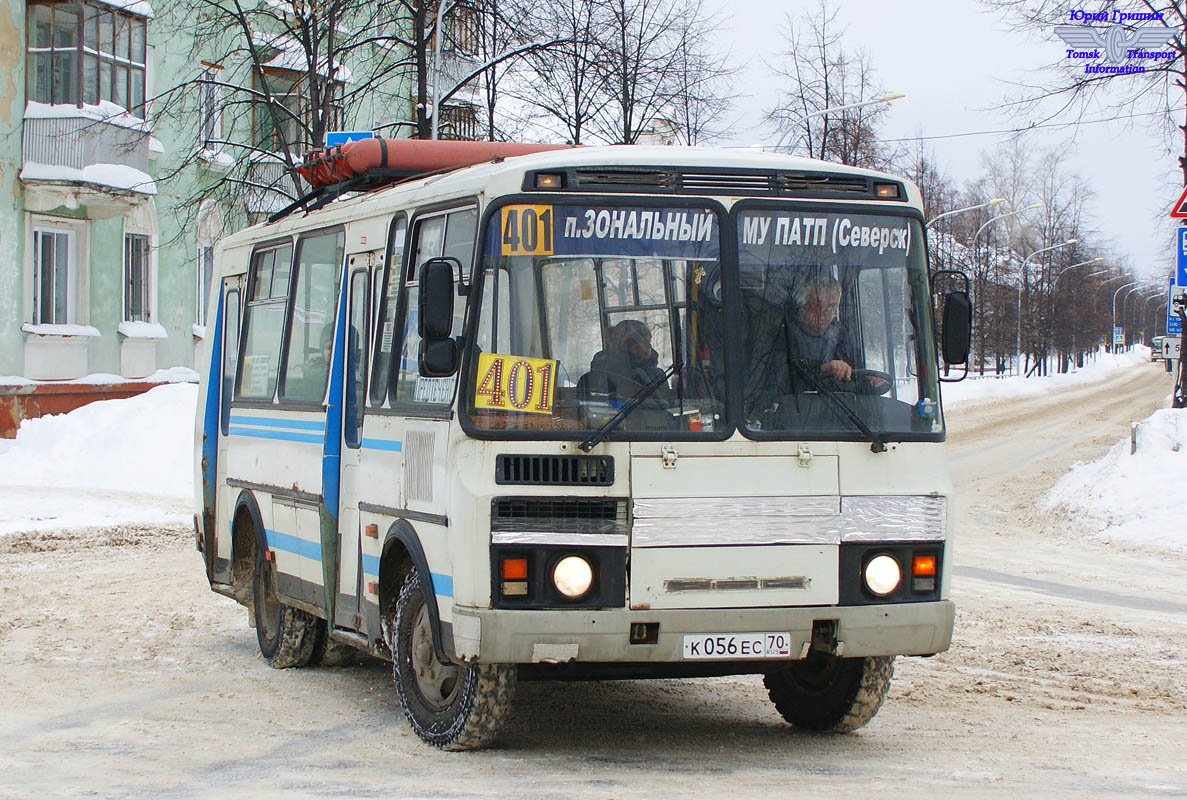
top-left (1, 363), bottom-right (1184, 799)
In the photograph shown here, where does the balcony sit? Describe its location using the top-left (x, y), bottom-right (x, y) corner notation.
top-left (21, 106), bottom-right (155, 201)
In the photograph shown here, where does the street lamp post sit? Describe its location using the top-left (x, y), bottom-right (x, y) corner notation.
top-left (927, 198), bottom-right (1006, 228)
top-left (1016, 239), bottom-right (1077, 375)
top-left (769, 93), bottom-right (905, 153)
top-left (1111, 280), bottom-right (1139, 351)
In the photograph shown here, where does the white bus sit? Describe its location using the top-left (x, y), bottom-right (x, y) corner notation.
top-left (194, 142), bottom-right (972, 750)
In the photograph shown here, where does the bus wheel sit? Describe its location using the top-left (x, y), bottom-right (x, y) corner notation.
top-left (252, 556), bottom-right (318, 669)
top-left (763, 653), bottom-right (894, 733)
top-left (392, 570), bottom-right (515, 750)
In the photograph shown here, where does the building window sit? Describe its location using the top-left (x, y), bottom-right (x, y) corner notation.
top-left (197, 245), bottom-right (215, 326)
top-left (124, 233), bottom-right (150, 322)
top-left (438, 102), bottom-right (478, 141)
top-left (32, 227), bottom-right (76, 325)
top-left (199, 67), bottom-right (223, 150)
top-left (254, 69), bottom-right (344, 152)
top-left (27, 1), bottom-right (148, 116)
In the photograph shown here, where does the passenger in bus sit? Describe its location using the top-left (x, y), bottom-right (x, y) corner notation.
top-left (788, 275), bottom-right (888, 392)
top-left (586, 319), bottom-right (669, 404)
top-left (289, 324), bottom-right (334, 400)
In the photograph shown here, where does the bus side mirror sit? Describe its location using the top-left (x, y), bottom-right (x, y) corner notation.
top-left (418, 257), bottom-right (461, 377)
top-left (419, 258), bottom-right (457, 340)
top-left (941, 290), bottom-right (972, 366)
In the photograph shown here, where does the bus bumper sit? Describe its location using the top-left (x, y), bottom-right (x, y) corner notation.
top-left (452, 600), bottom-right (954, 664)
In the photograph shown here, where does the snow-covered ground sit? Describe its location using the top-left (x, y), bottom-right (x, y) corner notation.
top-left (0, 351), bottom-right (1182, 551)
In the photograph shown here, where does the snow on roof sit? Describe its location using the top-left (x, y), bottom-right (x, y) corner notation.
top-left (20, 162), bottom-right (157, 195)
top-left (90, 0), bottom-right (154, 17)
top-left (25, 100), bottom-right (150, 133)
top-left (255, 32), bottom-right (353, 82)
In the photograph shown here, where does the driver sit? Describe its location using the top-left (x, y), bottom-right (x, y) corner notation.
top-left (788, 275), bottom-right (888, 392)
top-left (587, 319), bottom-right (669, 403)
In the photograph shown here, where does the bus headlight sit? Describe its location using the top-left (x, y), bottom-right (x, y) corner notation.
top-left (863, 554), bottom-right (902, 596)
top-left (552, 555), bottom-right (594, 598)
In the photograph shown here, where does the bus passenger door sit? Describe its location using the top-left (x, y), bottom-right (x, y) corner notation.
top-left (210, 276), bottom-right (243, 585)
top-left (335, 261), bottom-right (374, 630)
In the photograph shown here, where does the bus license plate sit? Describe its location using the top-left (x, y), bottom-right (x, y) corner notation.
top-left (682, 632), bottom-right (793, 660)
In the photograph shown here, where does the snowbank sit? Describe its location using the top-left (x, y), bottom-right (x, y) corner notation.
top-left (1046, 406), bottom-right (1187, 550)
top-left (941, 347), bottom-right (1150, 409)
top-left (0, 383), bottom-right (196, 501)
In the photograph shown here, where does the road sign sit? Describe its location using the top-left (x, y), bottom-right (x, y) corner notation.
top-left (1171, 186), bottom-right (1187, 218)
top-left (1163, 336), bottom-right (1182, 360)
top-left (324, 131), bottom-right (374, 147)
top-left (1170, 278), bottom-right (1183, 335)
top-left (1178, 229), bottom-right (1187, 285)
top-left (1113, 325), bottom-right (1125, 345)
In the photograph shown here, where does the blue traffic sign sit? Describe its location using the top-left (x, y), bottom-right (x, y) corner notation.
top-left (324, 131), bottom-right (374, 147)
top-left (1178, 228), bottom-right (1187, 286)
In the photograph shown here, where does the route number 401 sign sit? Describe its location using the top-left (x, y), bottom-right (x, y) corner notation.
top-left (473, 352), bottom-right (557, 414)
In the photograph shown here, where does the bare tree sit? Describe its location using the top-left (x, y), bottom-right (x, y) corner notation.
top-left (766, 0), bottom-right (891, 167)
top-left (664, 10), bottom-right (739, 145)
top-left (514, 0), bottom-right (608, 143)
top-left (590, 0), bottom-right (686, 144)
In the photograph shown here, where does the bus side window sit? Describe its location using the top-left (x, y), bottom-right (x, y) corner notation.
top-left (345, 269), bottom-right (369, 447)
top-left (237, 243), bottom-right (292, 400)
top-left (392, 206), bottom-right (476, 406)
top-left (370, 216), bottom-right (407, 407)
top-left (279, 230), bottom-right (346, 403)
top-left (220, 288), bottom-right (240, 435)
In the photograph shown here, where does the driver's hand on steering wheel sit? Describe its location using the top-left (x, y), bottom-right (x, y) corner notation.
top-left (821, 359), bottom-right (853, 381)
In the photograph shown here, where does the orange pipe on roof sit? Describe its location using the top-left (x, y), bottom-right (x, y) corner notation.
top-left (299, 138), bottom-right (575, 189)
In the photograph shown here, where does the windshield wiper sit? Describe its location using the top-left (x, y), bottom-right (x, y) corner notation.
top-left (784, 356), bottom-right (887, 454)
top-left (579, 362), bottom-right (679, 452)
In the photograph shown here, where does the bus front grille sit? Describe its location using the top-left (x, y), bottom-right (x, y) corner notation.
top-left (491, 497), bottom-right (628, 534)
top-left (495, 454), bottom-right (614, 486)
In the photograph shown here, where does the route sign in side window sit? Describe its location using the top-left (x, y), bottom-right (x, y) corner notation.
top-left (237, 243), bottom-right (293, 400)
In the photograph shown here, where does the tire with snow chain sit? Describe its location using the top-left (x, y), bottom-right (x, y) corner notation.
top-left (252, 554), bottom-right (318, 669)
top-left (392, 570), bottom-right (515, 750)
top-left (763, 653), bottom-right (894, 733)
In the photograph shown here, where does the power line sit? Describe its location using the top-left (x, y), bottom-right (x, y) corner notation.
top-left (881, 107), bottom-right (1185, 143)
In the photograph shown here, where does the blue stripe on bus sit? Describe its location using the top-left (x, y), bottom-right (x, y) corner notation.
top-left (264, 529), bottom-right (323, 562)
top-left (227, 427), bottom-right (325, 444)
top-left (431, 573), bottom-right (453, 598)
top-left (361, 553), bottom-right (380, 577)
top-left (361, 438), bottom-right (403, 452)
top-left (228, 415), bottom-right (327, 432)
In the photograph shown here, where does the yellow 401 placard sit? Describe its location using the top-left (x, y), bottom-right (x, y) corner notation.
top-left (474, 353), bottom-right (556, 414)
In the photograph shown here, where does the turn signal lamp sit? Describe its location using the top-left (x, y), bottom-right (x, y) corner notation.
top-left (535, 173), bottom-right (563, 189)
top-left (912, 554), bottom-right (937, 593)
top-left (501, 557), bottom-right (528, 597)
top-left (874, 183), bottom-right (899, 198)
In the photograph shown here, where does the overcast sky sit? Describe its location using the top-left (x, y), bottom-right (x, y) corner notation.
top-left (703, 0), bottom-right (1180, 280)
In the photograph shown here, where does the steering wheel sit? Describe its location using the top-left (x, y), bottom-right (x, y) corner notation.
top-left (816, 367), bottom-right (892, 396)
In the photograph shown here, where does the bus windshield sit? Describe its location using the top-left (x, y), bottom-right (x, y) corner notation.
top-left (463, 201), bottom-right (941, 441)
top-left (737, 205), bottom-right (940, 438)
top-left (466, 202), bottom-right (726, 436)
